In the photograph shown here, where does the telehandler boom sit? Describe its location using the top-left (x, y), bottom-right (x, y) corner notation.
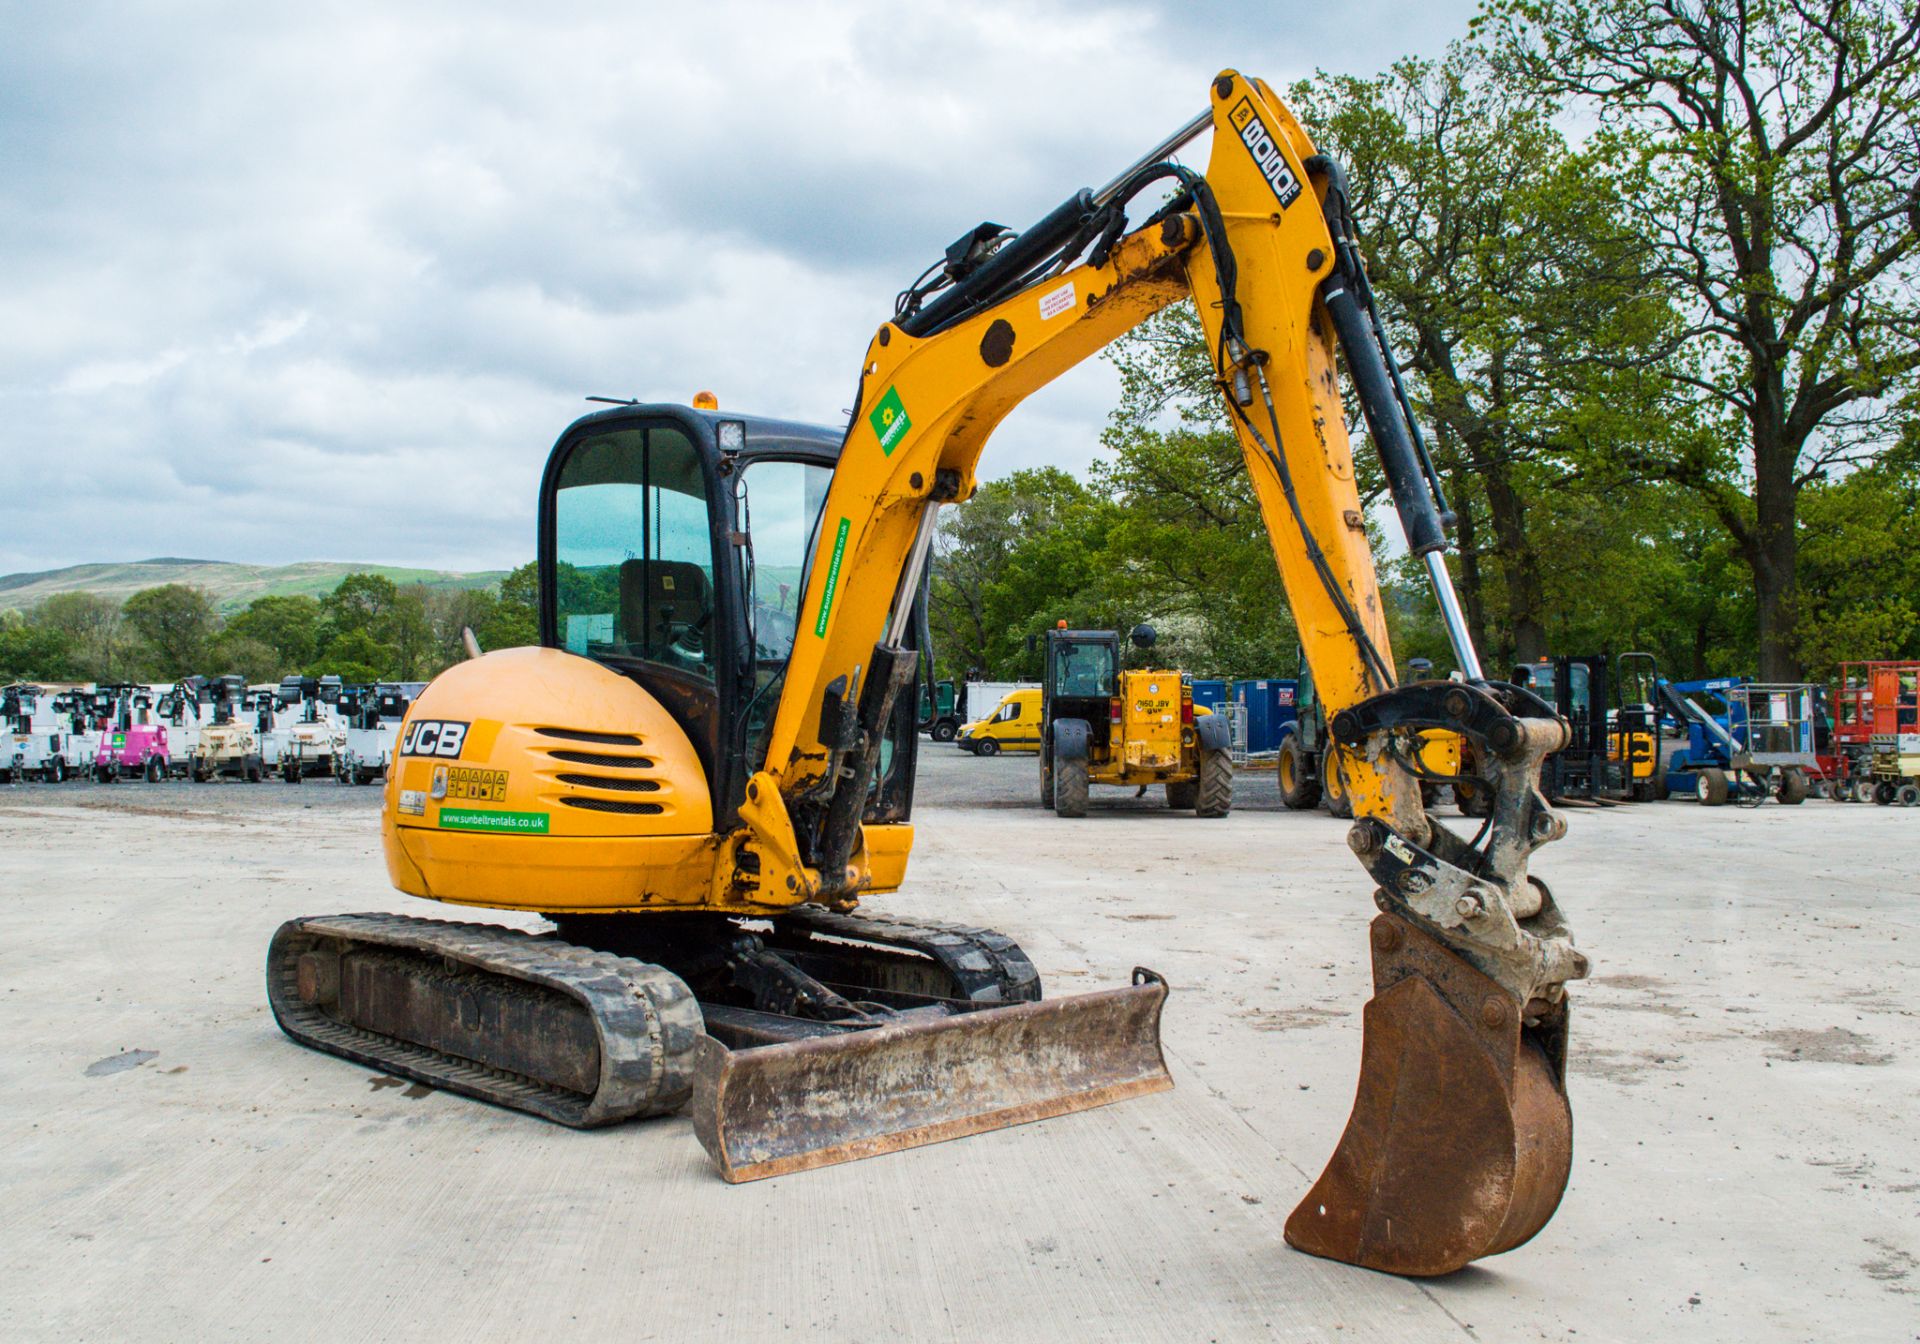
top-left (270, 71), bottom-right (1585, 1278)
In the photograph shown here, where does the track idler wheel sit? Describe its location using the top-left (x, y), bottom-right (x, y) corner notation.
top-left (1286, 913), bottom-right (1572, 1277)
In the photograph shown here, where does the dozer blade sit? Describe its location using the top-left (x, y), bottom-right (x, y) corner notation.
top-left (1285, 914), bottom-right (1572, 1276)
top-left (691, 970), bottom-right (1172, 1182)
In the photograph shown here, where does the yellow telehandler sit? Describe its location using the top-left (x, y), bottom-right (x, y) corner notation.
top-left (1038, 624), bottom-right (1232, 816)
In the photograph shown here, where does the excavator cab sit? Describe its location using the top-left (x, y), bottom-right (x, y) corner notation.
top-left (536, 405), bottom-right (920, 828)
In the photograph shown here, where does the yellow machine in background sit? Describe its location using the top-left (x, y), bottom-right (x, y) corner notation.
top-left (1037, 624), bottom-right (1231, 817)
top-left (270, 71), bottom-right (1585, 1278)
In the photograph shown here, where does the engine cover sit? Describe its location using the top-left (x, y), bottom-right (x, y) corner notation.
top-left (381, 646), bottom-right (720, 912)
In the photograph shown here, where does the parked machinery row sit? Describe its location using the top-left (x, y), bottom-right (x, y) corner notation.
top-left (0, 676), bottom-right (418, 786)
top-left (917, 627), bottom-right (1905, 821)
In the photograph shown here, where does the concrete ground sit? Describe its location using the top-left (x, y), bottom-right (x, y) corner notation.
top-left (1, 752), bottom-right (1915, 1342)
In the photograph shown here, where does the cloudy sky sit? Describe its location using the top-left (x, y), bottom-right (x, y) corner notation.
top-left (0, 0), bottom-right (1476, 574)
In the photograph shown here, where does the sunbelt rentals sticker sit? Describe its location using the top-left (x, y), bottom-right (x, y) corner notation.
top-left (437, 807), bottom-right (549, 835)
top-left (813, 517), bottom-right (852, 637)
top-left (868, 386), bottom-right (910, 455)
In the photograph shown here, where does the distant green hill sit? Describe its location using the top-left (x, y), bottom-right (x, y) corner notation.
top-left (0, 558), bottom-right (511, 613)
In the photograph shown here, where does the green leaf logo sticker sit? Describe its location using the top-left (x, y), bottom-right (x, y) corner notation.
top-left (868, 386), bottom-right (911, 455)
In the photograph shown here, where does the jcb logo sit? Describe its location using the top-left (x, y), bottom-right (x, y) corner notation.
top-left (401, 719), bottom-right (469, 758)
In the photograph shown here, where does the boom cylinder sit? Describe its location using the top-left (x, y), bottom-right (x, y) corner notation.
top-left (1320, 279), bottom-right (1446, 558)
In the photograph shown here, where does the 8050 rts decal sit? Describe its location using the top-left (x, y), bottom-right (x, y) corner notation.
top-left (1227, 96), bottom-right (1302, 208)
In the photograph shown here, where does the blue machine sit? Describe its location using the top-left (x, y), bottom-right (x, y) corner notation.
top-left (1659, 676), bottom-right (1821, 801)
top-left (1660, 677), bottom-right (1748, 795)
top-left (1231, 678), bottom-right (1300, 755)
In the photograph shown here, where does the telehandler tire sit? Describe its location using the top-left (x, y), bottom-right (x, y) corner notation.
top-left (1278, 736), bottom-right (1321, 810)
top-left (1195, 749), bottom-right (1232, 818)
top-left (1322, 745), bottom-right (1352, 819)
top-left (1054, 755), bottom-right (1089, 818)
top-left (1039, 757), bottom-right (1054, 809)
top-left (1165, 777), bottom-right (1198, 810)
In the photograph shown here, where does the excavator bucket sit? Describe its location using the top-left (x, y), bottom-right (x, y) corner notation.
top-left (1285, 914), bottom-right (1573, 1276)
top-left (690, 971), bottom-right (1172, 1182)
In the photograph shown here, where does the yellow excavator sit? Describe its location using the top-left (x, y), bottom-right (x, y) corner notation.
top-left (269, 71), bottom-right (1585, 1278)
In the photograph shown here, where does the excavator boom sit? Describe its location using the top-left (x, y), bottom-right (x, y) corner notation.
top-left (714, 70), bottom-right (1586, 1274)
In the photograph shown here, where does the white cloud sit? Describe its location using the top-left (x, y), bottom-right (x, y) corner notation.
top-left (0, 0), bottom-right (1475, 573)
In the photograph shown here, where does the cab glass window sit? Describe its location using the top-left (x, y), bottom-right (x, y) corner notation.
top-left (737, 457), bottom-right (834, 769)
top-left (740, 459), bottom-right (832, 665)
top-left (1054, 644), bottom-right (1115, 697)
top-left (1566, 663), bottom-right (1590, 717)
top-left (553, 424), bottom-right (715, 681)
top-left (997, 700), bottom-right (1022, 722)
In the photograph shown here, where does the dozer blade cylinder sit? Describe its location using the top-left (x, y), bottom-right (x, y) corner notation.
top-left (691, 971), bottom-right (1172, 1182)
top-left (1285, 915), bottom-right (1573, 1276)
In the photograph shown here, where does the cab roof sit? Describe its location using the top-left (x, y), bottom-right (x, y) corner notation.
top-left (566, 401), bottom-right (847, 463)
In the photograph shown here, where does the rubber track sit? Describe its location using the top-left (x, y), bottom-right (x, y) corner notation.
top-left (268, 913), bottom-right (703, 1128)
top-left (776, 905), bottom-right (1043, 1004)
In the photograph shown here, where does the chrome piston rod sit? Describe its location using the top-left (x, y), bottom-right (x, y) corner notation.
top-left (1094, 109), bottom-right (1213, 205)
top-left (1424, 550), bottom-right (1484, 682)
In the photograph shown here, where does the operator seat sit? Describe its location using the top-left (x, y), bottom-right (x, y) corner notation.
top-left (618, 558), bottom-right (713, 662)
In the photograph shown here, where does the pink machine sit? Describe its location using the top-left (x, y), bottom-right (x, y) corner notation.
top-left (90, 685), bottom-right (171, 783)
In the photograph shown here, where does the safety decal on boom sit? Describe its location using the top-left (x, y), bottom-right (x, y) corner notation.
top-left (1228, 97), bottom-right (1302, 209)
top-left (813, 517), bottom-right (852, 638)
top-left (868, 386), bottom-right (911, 456)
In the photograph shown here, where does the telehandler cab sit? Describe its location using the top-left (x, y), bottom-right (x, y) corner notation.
top-left (270, 71), bottom-right (1584, 1277)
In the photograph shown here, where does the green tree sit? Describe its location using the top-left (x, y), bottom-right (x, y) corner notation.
top-left (929, 469), bottom-right (1114, 679)
top-left (29, 592), bottom-right (129, 681)
top-left (387, 585), bottom-right (435, 679)
top-left (479, 563), bottom-right (539, 651)
top-left (498, 562), bottom-right (537, 611)
top-left (208, 635), bottom-right (282, 684)
top-left (1093, 426), bottom-right (1301, 677)
top-left (1487, 0), bottom-right (1920, 678)
top-left (0, 614), bottom-right (77, 682)
top-left (221, 595), bottom-right (322, 669)
top-left (308, 629), bottom-right (388, 685)
top-left (1794, 427), bottom-right (1920, 674)
top-left (1292, 48), bottom-right (1674, 666)
top-left (122, 583), bottom-right (220, 677)
top-left (320, 572), bottom-right (400, 640)
top-left (429, 587), bottom-right (498, 668)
